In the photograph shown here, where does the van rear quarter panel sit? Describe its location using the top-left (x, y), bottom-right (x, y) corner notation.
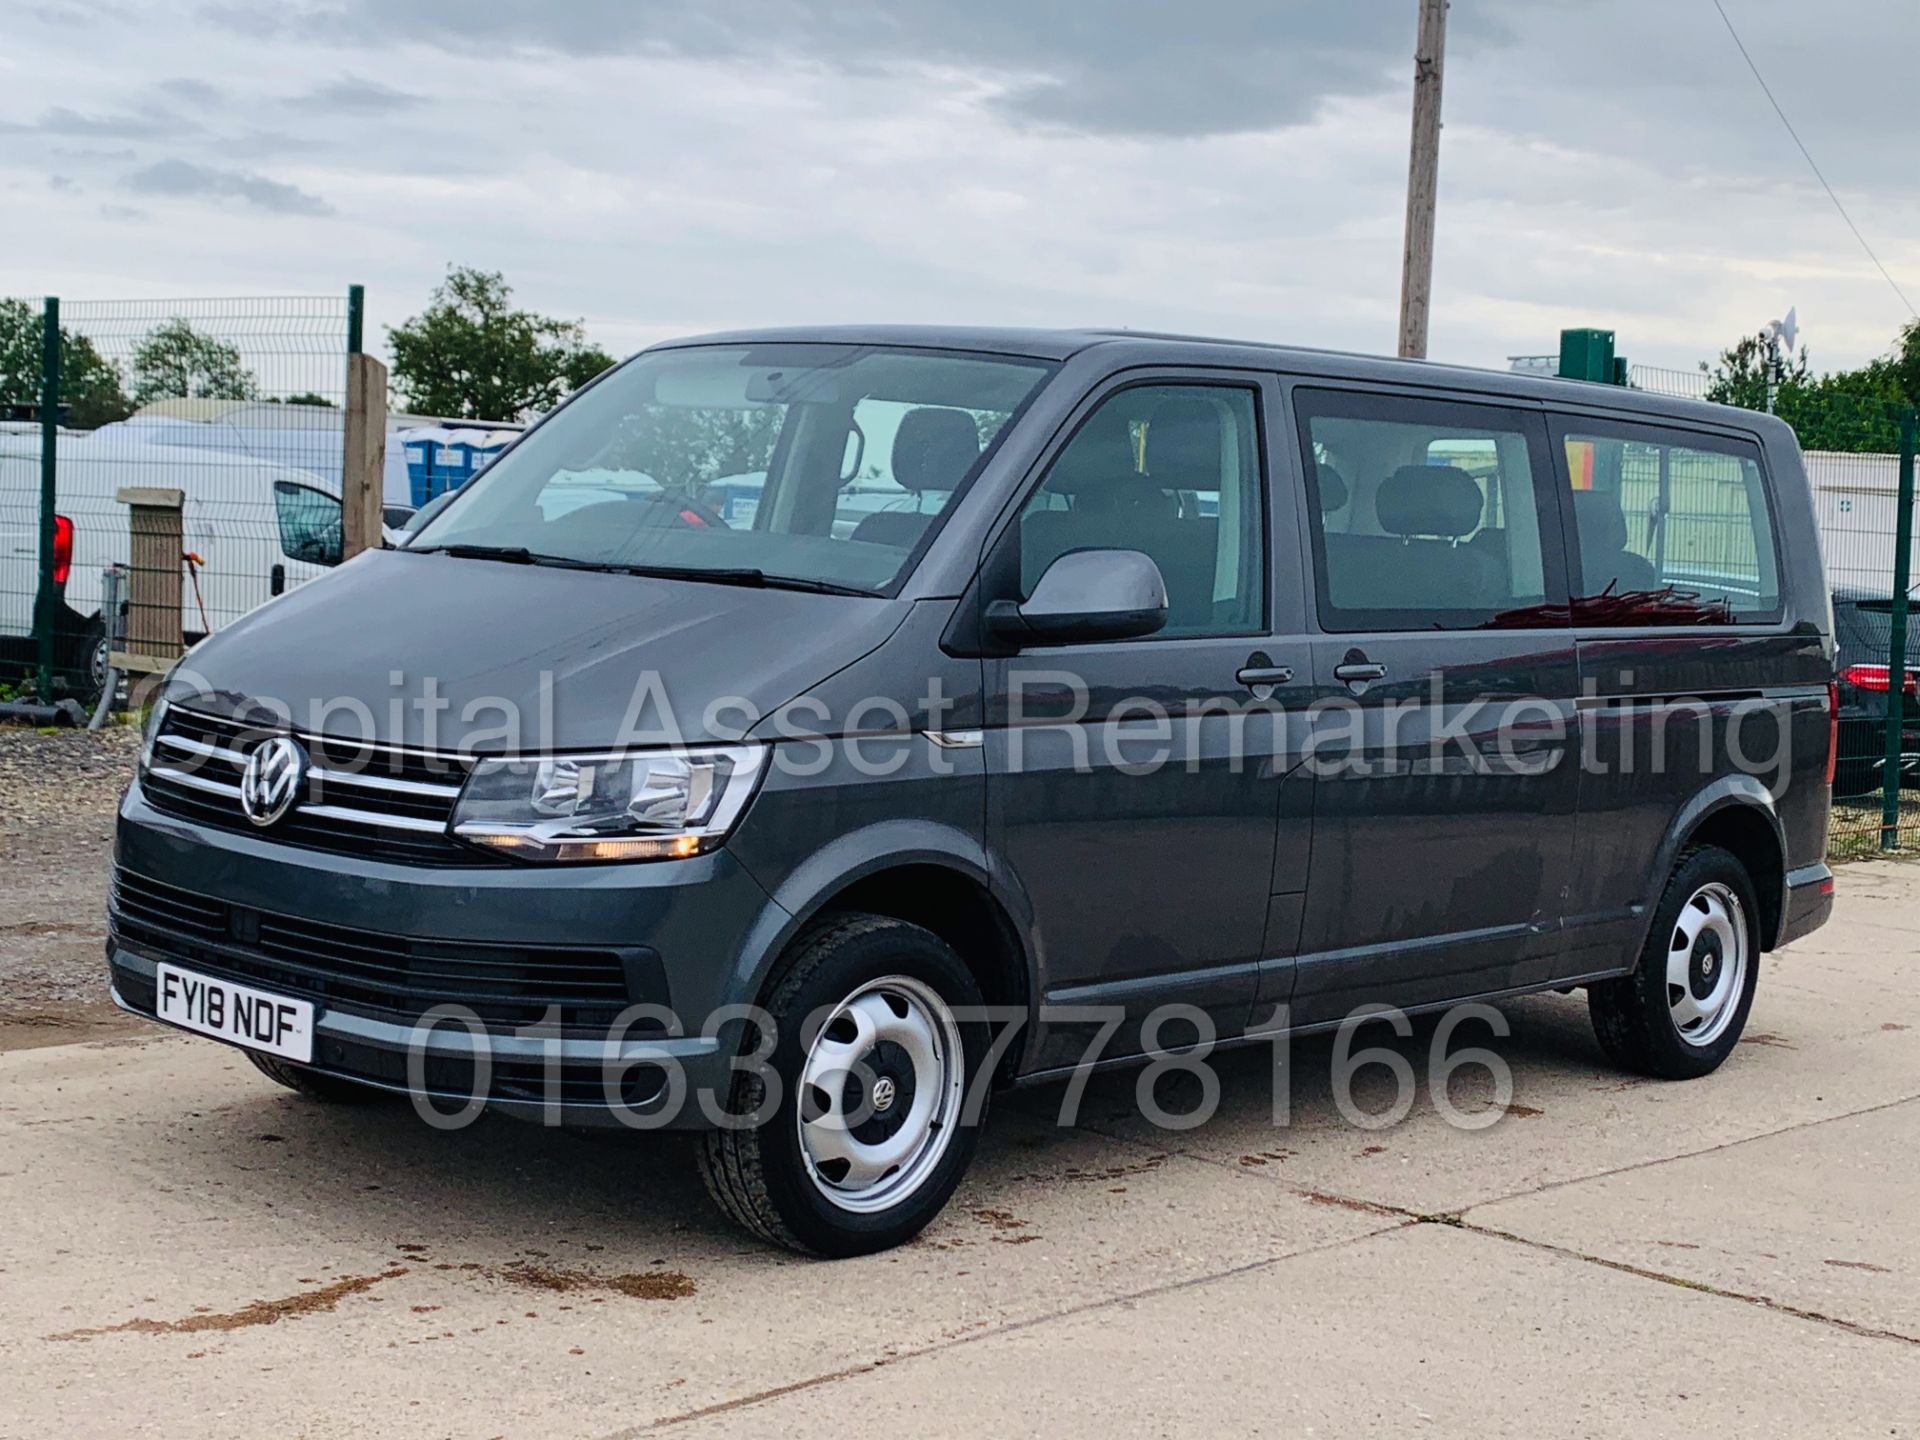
top-left (1560, 411), bottom-right (1831, 961)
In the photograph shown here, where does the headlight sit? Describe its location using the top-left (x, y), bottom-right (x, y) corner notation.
top-left (137, 696), bottom-right (171, 777)
top-left (450, 744), bottom-right (764, 863)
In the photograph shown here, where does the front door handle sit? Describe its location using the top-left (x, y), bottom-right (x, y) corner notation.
top-left (1236, 650), bottom-right (1293, 699)
top-left (1333, 660), bottom-right (1388, 684)
top-left (1236, 664), bottom-right (1294, 688)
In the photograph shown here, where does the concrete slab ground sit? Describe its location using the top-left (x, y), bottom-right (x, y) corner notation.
top-left (3, 863), bottom-right (1916, 1439)
top-left (665, 1225), bottom-right (1918, 1440)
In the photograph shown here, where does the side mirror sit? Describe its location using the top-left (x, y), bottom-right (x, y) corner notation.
top-left (986, 549), bottom-right (1168, 646)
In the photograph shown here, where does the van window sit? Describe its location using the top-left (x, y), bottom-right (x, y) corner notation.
top-left (408, 344), bottom-right (1054, 595)
top-left (1017, 384), bottom-right (1264, 638)
top-left (1559, 425), bottom-right (1781, 623)
top-left (1298, 390), bottom-right (1558, 630)
top-left (273, 480), bottom-right (343, 567)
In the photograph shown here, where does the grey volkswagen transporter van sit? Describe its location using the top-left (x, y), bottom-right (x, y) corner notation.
top-left (110, 327), bottom-right (1835, 1255)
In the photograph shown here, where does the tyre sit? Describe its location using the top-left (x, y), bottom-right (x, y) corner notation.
top-left (698, 914), bottom-right (989, 1257)
top-left (246, 1050), bottom-right (392, 1104)
top-left (53, 613), bottom-right (110, 711)
top-left (1588, 845), bottom-right (1760, 1079)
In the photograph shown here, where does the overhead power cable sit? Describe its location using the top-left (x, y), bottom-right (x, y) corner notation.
top-left (1709, 0), bottom-right (1916, 319)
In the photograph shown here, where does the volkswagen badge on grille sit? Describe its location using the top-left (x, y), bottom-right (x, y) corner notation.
top-left (240, 735), bottom-right (307, 827)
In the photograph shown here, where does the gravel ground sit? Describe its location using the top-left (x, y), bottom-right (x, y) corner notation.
top-left (0, 722), bottom-right (143, 1049)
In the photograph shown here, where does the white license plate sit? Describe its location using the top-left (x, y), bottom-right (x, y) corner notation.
top-left (155, 963), bottom-right (314, 1062)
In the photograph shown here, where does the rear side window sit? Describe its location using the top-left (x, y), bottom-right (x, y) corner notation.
top-left (1557, 422), bottom-right (1781, 624)
top-left (1296, 389), bottom-right (1562, 631)
top-left (1017, 383), bottom-right (1264, 638)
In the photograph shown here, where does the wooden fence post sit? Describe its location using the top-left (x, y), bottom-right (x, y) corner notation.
top-left (112, 487), bottom-right (185, 686)
top-left (342, 352), bottom-right (388, 559)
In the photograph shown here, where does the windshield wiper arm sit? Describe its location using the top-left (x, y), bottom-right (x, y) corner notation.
top-left (412, 543), bottom-right (536, 563)
top-left (759, 576), bottom-right (877, 597)
top-left (413, 547), bottom-right (873, 595)
top-left (417, 545), bottom-right (633, 575)
top-left (608, 563), bottom-right (875, 596)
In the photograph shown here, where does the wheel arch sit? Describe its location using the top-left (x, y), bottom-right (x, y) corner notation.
top-left (1647, 777), bottom-right (1788, 952)
top-left (730, 823), bottom-right (1037, 1080)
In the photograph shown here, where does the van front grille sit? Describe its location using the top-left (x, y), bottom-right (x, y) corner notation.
top-left (141, 704), bottom-right (500, 866)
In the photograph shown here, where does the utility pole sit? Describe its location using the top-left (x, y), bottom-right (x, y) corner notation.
top-left (1397, 0), bottom-right (1449, 360)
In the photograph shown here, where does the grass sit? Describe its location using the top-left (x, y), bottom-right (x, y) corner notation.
top-left (1830, 791), bottom-right (1920, 863)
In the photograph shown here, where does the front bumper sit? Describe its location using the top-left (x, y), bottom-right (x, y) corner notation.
top-left (110, 782), bottom-right (788, 1128)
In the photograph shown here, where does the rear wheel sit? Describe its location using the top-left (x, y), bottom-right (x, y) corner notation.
top-left (1589, 845), bottom-right (1760, 1079)
top-left (246, 1051), bottom-right (392, 1104)
top-left (697, 914), bottom-right (989, 1257)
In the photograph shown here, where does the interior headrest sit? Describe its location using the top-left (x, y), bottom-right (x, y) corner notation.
top-left (1316, 463), bottom-right (1350, 512)
top-left (1571, 488), bottom-right (1629, 553)
top-left (1376, 464), bottom-right (1483, 539)
top-left (891, 407), bottom-right (980, 493)
top-left (1046, 405), bottom-right (1141, 495)
top-left (1143, 398), bottom-right (1221, 486)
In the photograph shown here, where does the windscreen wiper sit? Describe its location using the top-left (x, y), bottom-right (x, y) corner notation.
top-left (414, 545), bottom-right (873, 596)
top-left (411, 543), bottom-right (537, 563)
top-left (608, 563), bottom-right (876, 597)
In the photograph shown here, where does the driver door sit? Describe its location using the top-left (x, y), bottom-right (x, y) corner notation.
top-left (981, 376), bottom-right (1311, 1070)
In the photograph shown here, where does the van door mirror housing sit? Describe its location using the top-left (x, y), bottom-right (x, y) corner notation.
top-left (986, 549), bottom-right (1169, 646)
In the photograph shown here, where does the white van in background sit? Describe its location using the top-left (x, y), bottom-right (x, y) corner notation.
top-left (0, 428), bottom-right (363, 699)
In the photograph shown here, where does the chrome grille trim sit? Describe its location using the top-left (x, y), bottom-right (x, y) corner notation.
top-left (147, 763), bottom-right (242, 798)
top-left (300, 803), bottom-right (450, 834)
top-left (154, 733), bottom-right (235, 765)
top-left (308, 765), bottom-right (462, 799)
top-left (141, 704), bottom-right (485, 864)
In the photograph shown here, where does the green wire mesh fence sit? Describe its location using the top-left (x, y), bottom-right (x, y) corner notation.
top-left (1, 293), bottom-right (355, 704)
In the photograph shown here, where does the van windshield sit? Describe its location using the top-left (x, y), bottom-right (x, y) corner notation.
top-left (406, 343), bottom-right (1054, 593)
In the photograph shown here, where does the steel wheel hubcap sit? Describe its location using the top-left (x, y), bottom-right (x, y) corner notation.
top-left (796, 975), bottom-right (963, 1214)
top-left (1666, 881), bottom-right (1749, 1047)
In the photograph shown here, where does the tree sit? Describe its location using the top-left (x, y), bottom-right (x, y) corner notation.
top-left (1701, 331), bottom-right (1809, 412)
top-left (267, 392), bottom-right (336, 407)
top-left (602, 405), bottom-right (782, 488)
top-left (1888, 319), bottom-right (1920, 412)
top-left (388, 266), bottom-right (617, 422)
top-left (130, 318), bottom-right (259, 406)
top-left (561, 345), bottom-right (618, 394)
top-left (0, 298), bottom-right (132, 428)
top-left (1702, 324), bottom-right (1915, 453)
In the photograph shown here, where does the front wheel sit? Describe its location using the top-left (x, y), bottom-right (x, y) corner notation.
top-left (1589, 845), bottom-right (1761, 1079)
top-left (697, 914), bottom-right (989, 1256)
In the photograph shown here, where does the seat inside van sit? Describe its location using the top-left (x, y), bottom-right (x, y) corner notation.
top-left (1307, 411), bottom-right (1548, 621)
top-left (1321, 464), bottom-right (1500, 610)
top-left (1571, 488), bottom-right (1658, 595)
top-left (1020, 398), bottom-right (1232, 632)
top-left (849, 406), bottom-right (981, 551)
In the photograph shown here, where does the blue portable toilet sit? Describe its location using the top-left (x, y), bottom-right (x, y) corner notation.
top-left (402, 426), bottom-right (517, 506)
top-left (402, 430), bottom-right (442, 507)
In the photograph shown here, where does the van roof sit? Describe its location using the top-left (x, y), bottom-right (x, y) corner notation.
top-left (653, 324), bottom-right (1779, 435)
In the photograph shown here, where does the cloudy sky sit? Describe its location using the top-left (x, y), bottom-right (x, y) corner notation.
top-left (4, 0), bottom-right (1917, 380)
